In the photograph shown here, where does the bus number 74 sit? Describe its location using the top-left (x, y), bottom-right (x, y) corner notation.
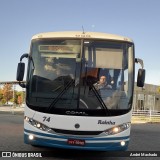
top-left (43, 116), bottom-right (51, 122)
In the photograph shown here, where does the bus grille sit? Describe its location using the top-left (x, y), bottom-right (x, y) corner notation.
top-left (52, 129), bottom-right (103, 135)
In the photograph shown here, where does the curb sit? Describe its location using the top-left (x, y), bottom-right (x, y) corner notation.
top-left (0, 108), bottom-right (24, 115)
top-left (131, 121), bottom-right (147, 124)
top-left (0, 111), bottom-right (24, 115)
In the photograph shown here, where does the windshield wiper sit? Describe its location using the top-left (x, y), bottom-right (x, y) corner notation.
top-left (87, 80), bottom-right (110, 116)
top-left (46, 79), bottom-right (75, 112)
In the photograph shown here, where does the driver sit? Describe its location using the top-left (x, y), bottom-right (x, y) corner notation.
top-left (94, 76), bottom-right (112, 90)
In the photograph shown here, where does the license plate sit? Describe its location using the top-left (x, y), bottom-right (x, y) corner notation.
top-left (67, 139), bottom-right (85, 146)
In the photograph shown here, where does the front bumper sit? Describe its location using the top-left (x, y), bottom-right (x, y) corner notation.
top-left (24, 129), bottom-right (129, 151)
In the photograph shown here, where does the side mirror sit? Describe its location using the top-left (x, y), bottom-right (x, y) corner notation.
top-left (137, 69), bottom-right (145, 87)
top-left (16, 62), bottom-right (25, 81)
top-left (16, 53), bottom-right (29, 88)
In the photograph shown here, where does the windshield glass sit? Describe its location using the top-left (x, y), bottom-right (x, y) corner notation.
top-left (80, 41), bottom-right (132, 111)
top-left (26, 39), bottom-right (134, 116)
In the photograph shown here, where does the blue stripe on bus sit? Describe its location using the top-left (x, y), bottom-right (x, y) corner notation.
top-left (24, 133), bottom-right (129, 151)
top-left (24, 128), bottom-right (130, 141)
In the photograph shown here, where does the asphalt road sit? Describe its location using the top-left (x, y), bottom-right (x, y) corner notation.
top-left (0, 113), bottom-right (160, 160)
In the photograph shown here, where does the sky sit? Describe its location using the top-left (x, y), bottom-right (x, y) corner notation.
top-left (0, 0), bottom-right (160, 86)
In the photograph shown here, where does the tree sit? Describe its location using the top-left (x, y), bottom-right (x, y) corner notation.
top-left (16, 92), bottom-right (23, 105)
top-left (0, 88), bottom-right (3, 105)
top-left (17, 96), bottom-right (22, 106)
top-left (1, 84), bottom-right (13, 104)
top-left (0, 88), bottom-right (3, 101)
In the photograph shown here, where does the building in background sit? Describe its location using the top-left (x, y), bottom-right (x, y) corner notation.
top-left (133, 83), bottom-right (160, 111)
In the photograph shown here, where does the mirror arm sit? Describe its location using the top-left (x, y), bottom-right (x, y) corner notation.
top-left (20, 53), bottom-right (29, 62)
top-left (135, 58), bottom-right (144, 69)
top-left (19, 82), bottom-right (26, 88)
top-left (17, 53), bottom-right (29, 88)
top-left (136, 58), bottom-right (146, 87)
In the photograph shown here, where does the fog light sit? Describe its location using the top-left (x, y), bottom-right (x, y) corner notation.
top-left (121, 141), bottom-right (125, 146)
top-left (29, 134), bottom-right (34, 140)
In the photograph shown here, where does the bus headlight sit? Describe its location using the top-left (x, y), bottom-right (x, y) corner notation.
top-left (104, 122), bottom-right (131, 135)
top-left (24, 116), bottom-right (51, 132)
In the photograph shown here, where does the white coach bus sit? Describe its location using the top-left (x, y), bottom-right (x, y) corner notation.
top-left (16, 31), bottom-right (145, 151)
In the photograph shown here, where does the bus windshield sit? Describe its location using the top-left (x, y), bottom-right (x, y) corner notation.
top-left (26, 39), bottom-right (134, 116)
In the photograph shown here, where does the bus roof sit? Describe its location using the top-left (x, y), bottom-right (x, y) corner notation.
top-left (32, 31), bottom-right (133, 43)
